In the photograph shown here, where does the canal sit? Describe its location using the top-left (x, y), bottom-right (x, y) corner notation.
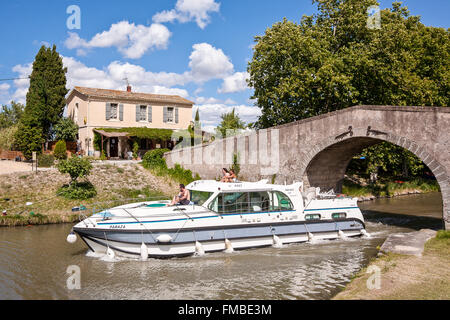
top-left (0, 192), bottom-right (443, 300)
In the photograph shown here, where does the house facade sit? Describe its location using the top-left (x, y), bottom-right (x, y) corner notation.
top-left (66, 86), bottom-right (194, 158)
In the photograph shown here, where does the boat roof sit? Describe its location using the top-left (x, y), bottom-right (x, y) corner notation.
top-left (186, 180), bottom-right (300, 193)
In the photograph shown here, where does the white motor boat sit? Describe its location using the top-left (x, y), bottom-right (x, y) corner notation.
top-left (69, 180), bottom-right (367, 259)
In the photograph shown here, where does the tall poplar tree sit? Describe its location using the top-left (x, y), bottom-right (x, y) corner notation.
top-left (15, 45), bottom-right (68, 159)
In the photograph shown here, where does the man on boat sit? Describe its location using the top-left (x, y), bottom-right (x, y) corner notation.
top-left (170, 184), bottom-right (191, 206)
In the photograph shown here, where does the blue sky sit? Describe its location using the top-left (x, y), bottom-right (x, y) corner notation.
top-left (0, 0), bottom-right (448, 131)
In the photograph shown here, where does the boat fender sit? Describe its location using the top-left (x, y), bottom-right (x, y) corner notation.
top-left (272, 235), bottom-right (283, 248)
top-left (360, 229), bottom-right (371, 238)
top-left (66, 232), bottom-right (77, 244)
top-left (195, 241), bottom-right (205, 256)
top-left (140, 243), bottom-right (149, 261)
top-left (156, 234), bottom-right (173, 243)
top-left (308, 232), bottom-right (315, 243)
top-left (338, 230), bottom-right (347, 239)
top-left (107, 248), bottom-right (115, 260)
top-left (224, 239), bottom-right (234, 253)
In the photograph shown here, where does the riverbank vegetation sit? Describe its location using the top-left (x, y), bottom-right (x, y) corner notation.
top-left (333, 231), bottom-right (450, 300)
top-left (0, 163), bottom-right (178, 227)
top-left (342, 175), bottom-right (440, 200)
top-left (142, 149), bottom-right (201, 186)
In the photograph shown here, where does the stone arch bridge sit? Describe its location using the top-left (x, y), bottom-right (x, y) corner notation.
top-left (165, 105), bottom-right (450, 229)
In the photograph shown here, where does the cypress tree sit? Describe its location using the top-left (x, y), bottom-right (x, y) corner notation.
top-left (15, 45), bottom-right (68, 159)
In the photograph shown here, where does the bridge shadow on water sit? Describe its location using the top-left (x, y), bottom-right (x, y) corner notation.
top-left (362, 210), bottom-right (444, 231)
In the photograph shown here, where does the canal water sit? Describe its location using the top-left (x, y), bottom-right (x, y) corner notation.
top-left (0, 192), bottom-right (443, 300)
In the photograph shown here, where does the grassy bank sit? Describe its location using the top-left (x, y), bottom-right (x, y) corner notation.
top-left (0, 163), bottom-right (178, 227)
top-left (342, 176), bottom-right (440, 200)
top-left (333, 230), bottom-right (450, 300)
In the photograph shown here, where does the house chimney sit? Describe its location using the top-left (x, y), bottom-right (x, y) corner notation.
top-left (127, 85), bottom-right (132, 92)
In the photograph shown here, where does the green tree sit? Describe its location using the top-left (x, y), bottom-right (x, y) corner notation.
top-left (15, 45), bottom-right (68, 158)
top-left (194, 109), bottom-right (201, 129)
top-left (57, 157), bottom-right (93, 184)
top-left (54, 118), bottom-right (78, 142)
top-left (0, 102), bottom-right (25, 129)
top-left (53, 140), bottom-right (67, 160)
top-left (14, 116), bottom-right (44, 159)
top-left (248, 0), bottom-right (449, 128)
top-left (215, 108), bottom-right (246, 138)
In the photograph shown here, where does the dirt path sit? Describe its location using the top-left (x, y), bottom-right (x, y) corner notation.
top-left (333, 234), bottom-right (450, 300)
top-left (0, 161), bottom-right (34, 175)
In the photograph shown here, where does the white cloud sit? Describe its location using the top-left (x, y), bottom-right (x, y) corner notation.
top-left (195, 96), bottom-right (221, 104)
top-left (188, 43), bottom-right (233, 82)
top-left (10, 42), bottom-right (239, 105)
top-left (153, 0), bottom-right (220, 29)
top-left (0, 83), bottom-right (10, 92)
top-left (65, 21), bottom-right (172, 59)
top-left (219, 72), bottom-right (249, 93)
top-left (0, 83), bottom-right (11, 104)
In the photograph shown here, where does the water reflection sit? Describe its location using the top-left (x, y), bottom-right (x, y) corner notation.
top-left (0, 192), bottom-right (443, 300)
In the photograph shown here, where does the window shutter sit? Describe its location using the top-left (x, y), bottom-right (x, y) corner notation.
top-left (163, 107), bottom-right (168, 123)
top-left (119, 104), bottom-right (124, 121)
top-left (106, 103), bottom-right (111, 120)
top-left (136, 105), bottom-right (140, 122)
top-left (175, 107), bottom-right (179, 124)
top-left (148, 106), bottom-right (152, 123)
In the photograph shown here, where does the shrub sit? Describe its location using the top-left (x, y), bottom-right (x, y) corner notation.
top-left (142, 149), bottom-right (170, 169)
top-left (53, 140), bottom-right (67, 160)
top-left (54, 118), bottom-right (78, 142)
top-left (57, 156), bottom-right (93, 183)
top-left (57, 181), bottom-right (97, 200)
top-left (38, 154), bottom-right (55, 168)
top-left (133, 141), bottom-right (139, 159)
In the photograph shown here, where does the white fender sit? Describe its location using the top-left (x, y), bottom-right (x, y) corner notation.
top-left (157, 234), bottom-right (173, 243)
top-left (338, 230), bottom-right (347, 240)
top-left (106, 247), bottom-right (115, 259)
top-left (360, 229), bottom-right (371, 238)
top-left (272, 235), bottom-right (283, 248)
top-left (195, 241), bottom-right (205, 256)
top-left (308, 232), bottom-right (316, 243)
top-left (66, 233), bottom-right (77, 244)
top-left (224, 239), bottom-right (234, 253)
top-left (140, 242), bottom-right (149, 261)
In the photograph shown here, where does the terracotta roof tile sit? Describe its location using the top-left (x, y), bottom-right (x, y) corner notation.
top-left (72, 86), bottom-right (194, 105)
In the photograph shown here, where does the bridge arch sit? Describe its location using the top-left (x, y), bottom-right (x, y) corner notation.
top-left (299, 127), bottom-right (449, 228)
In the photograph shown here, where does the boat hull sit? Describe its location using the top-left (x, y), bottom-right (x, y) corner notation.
top-left (75, 218), bottom-right (365, 258)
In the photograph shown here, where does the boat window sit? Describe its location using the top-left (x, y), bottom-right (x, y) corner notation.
top-left (190, 190), bottom-right (213, 206)
top-left (332, 212), bottom-right (347, 220)
top-left (209, 192), bottom-right (249, 215)
top-left (249, 192), bottom-right (271, 212)
top-left (305, 214), bottom-right (321, 221)
top-left (271, 191), bottom-right (294, 212)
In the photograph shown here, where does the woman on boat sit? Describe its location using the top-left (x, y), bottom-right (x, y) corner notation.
top-left (229, 169), bottom-right (237, 183)
top-left (221, 168), bottom-right (231, 183)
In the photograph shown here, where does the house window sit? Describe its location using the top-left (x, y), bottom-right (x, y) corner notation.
top-left (110, 103), bottom-right (118, 120)
top-left (139, 105), bottom-right (147, 121)
top-left (167, 107), bottom-right (174, 123)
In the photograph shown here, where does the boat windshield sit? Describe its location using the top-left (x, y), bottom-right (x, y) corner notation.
top-left (189, 190), bottom-right (214, 206)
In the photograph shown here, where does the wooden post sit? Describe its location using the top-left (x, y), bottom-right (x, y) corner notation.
top-left (101, 135), bottom-right (104, 157)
